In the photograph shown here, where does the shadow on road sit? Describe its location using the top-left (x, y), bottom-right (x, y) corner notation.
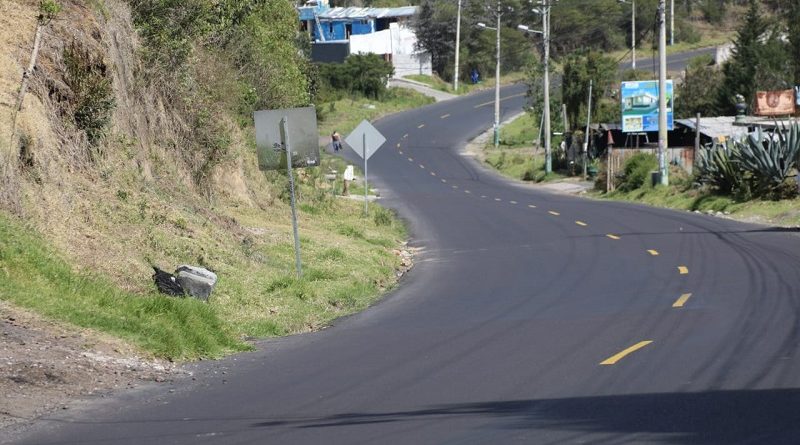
top-left (251, 388), bottom-right (800, 443)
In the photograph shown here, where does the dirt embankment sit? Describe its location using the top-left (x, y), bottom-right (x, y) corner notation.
top-left (0, 0), bottom-right (184, 434)
top-left (0, 301), bottom-right (179, 434)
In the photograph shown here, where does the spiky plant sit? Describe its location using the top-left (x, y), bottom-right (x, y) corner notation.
top-left (732, 122), bottom-right (800, 196)
top-left (696, 142), bottom-right (744, 195)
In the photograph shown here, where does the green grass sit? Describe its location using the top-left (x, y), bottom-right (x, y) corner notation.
top-left (0, 213), bottom-right (249, 360)
top-left (318, 88), bottom-right (434, 137)
top-left (481, 112), bottom-right (567, 183)
top-left (597, 178), bottom-right (800, 227)
top-left (403, 72), bottom-right (527, 96)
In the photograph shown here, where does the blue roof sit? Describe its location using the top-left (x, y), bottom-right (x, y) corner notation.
top-left (317, 6), bottom-right (417, 21)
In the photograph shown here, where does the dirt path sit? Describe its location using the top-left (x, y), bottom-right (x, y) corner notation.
top-left (0, 301), bottom-right (181, 435)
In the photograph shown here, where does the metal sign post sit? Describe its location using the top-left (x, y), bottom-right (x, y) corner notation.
top-left (345, 120), bottom-right (386, 217)
top-left (363, 133), bottom-right (368, 215)
top-left (280, 117), bottom-right (303, 278)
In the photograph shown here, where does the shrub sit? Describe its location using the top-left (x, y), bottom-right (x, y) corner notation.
top-left (63, 42), bottom-right (115, 148)
top-left (618, 152), bottom-right (658, 191)
top-left (316, 54), bottom-right (394, 99)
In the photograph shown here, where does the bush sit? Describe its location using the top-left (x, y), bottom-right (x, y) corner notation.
top-left (316, 54), bottom-right (394, 99)
top-left (63, 42), bottom-right (116, 148)
top-left (618, 152), bottom-right (658, 191)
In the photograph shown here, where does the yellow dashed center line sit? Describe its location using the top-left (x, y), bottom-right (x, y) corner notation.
top-left (418, 124), bottom-right (425, 129)
top-left (548, 211), bottom-right (560, 216)
top-left (440, 113), bottom-right (450, 119)
top-left (673, 293), bottom-right (692, 308)
top-left (600, 341), bottom-right (653, 365)
top-left (474, 92), bottom-right (526, 108)
top-left (647, 249), bottom-right (659, 256)
top-left (575, 221), bottom-right (587, 226)
top-left (678, 266), bottom-right (689, 274)
top-left (606, 234), bottom-right (621, 240)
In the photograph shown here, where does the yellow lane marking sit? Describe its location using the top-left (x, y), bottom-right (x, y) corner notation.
top-left (418, 124), bottom-right (426, 129)
top-left (673, 293), bottom-right (692, 308)
top-left (548, 211), bottom-right (560, 216)
top-left (510, 200), bottom-right (518, 205)
top-left (419, 164), bottom-right (425, 169)
top-left (647, 250), bottom-right (659, 256)
top-left (678, 266), bottom-right (689, 275)
top-left (441, 113), bottom-right (450, 119)
top-left (606, 234), bottom-right (620, 240)
top-left (473, 93), bottom-right (526, 109)
top-left (575, 221), bottom-right (588, 226)
top-left (528, 204), bottom-right (537, 208)
top-left (600, 341), bottom-right (654, 365)
top-left (495, 198), bottom-right (502, 202)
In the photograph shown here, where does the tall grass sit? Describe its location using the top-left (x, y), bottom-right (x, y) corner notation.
top-left (0, 213), bottom-right (249, 359)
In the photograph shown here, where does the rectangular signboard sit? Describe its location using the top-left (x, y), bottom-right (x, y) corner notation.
top-left (621, 80), bottom-right (673, 133)
top-left (254, 107), bottom-right (320, 171)
top-left (754, 89), bottom-right (796, 116)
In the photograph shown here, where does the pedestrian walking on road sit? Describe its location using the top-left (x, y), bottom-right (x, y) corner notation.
top-left (331, 130), bottom-right (342, 152)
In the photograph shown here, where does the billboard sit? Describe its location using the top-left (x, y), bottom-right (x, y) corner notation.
top-left (754, 89), bottom-right (796, 116)
top-left (621, 80), bottom-right (674, 133)
top-left (254, 107), bottom-right (320, 171)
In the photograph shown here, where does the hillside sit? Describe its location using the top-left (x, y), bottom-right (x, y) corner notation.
top-left (0, 0), bottom-right (415, 428)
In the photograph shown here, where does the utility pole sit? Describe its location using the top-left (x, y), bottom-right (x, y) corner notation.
top-left (543, 1), bottom-right (552, 173)
top-left (454, 0), bottom-right (462, 92)
top-left (670, 0), bottom-right (674, 46)
top-left (632, 0), bottom-right (636, 69)
top-left (658, 0), bottom-right (669, 185)
top-left (494, 5), bottom-right (501, 147)
top-left (583, 79), bottom-right (592, 180)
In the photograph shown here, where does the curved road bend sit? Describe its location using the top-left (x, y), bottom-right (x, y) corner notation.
top-left (12, 82), bottom-right (800, 444)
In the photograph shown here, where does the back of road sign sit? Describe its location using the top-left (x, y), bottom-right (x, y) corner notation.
top-left (346, 120), bottom-right (386, 161)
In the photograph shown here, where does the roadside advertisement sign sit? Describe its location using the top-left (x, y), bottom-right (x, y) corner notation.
top-left (754, 89), bottom-right (796, 116)
top-left (621, 80), bottom-right (674, 133)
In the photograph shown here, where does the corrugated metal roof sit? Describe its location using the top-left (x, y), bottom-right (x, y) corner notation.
top-left (318, 6), bottom-right (417, 20)
top-left (675, 116), bottom-right (751, 140)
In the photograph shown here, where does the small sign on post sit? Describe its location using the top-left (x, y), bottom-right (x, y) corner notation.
top-left (254, 107), bottom-right (318, 278)
top-left (346, 120), bottom-right (386, 215)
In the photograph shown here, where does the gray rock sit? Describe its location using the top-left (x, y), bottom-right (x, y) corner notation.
top-left (175, 265), bottom-right (217, 301)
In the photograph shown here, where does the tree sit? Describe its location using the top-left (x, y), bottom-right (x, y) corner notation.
top-left (717, 0), bottom-right (764, 113)
top-left (675, 54), bottom-right (722, 118)
top-left (786, 1), bottom-right (800, 85)
top-left (412, 0), bottom-right (457, 79)
top-left (561, 51), bottom-right (617, 131)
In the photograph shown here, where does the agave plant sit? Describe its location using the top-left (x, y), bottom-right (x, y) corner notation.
top-left (731, 122), bottom-right (800, 196)
top-left (696, 142), bottom-right (743, 195)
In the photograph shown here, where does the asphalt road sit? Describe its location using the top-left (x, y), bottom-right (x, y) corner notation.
top-left (11, 56), bottom-right (800, 444)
